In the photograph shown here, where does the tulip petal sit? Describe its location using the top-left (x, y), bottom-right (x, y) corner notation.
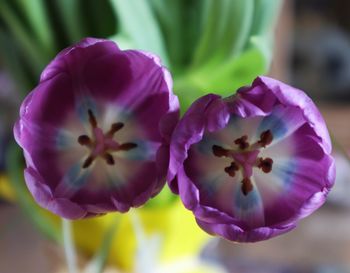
top-left (169, 76), bottom-right (335, 242)
top-left (15, 38), bottom-right (179, 218)
top-left (257, 104), bottom-right (305, 144)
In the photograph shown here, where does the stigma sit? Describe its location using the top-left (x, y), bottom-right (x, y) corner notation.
top-left (77, 109), bottom-right (137, 168)
top-left (212, 130), bottom-right (274, 195)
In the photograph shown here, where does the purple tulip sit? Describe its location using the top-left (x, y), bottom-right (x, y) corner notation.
top-left (168, 76), bottom-right (335, 242)
top-left (14, 38), bottom-right (179, 219)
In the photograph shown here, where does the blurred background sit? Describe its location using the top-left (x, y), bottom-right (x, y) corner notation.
top-left (1, 0), bottom-right (350, 273)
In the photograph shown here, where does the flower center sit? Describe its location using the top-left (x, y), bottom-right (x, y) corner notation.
top-left (77, 109), bottom-right (137, 168)
top-left (212, 130), bottom-right (274, 196)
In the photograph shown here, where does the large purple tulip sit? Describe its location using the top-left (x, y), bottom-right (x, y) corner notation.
top-left (14, 38), bottom-right (179, 219)
top-left (168, 76), bottom-right (335, 242)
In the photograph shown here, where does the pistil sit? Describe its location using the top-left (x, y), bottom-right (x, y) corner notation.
top-left (212, 130), bottom-right (274, 195)
top-left (78, 109), bottom-right (137, 168)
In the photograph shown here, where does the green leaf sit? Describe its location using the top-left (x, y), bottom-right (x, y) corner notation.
top-left (110, 0), bottom-right (169, 66)
top-left (192, 0), bottom-right (254, 67)
top-left (109, 33), bottom-right (136, 50)
top-left (199, 47), bottom-right (266, 93)
top-left (0, 31), bottom-right (33, 94)
top-left (249, 35), bottom-right (272, 70)
top-left (14, 0), bottom-right (55, 55)
top-left (82, 0), bottom-right (117, 38)
top-left (191, 0), bottom-right (227, 67)
top-left (174, 46), bottom-right (266, 112)
top-left (149, 0), bottom-right (202, 73)
top-left (0, 1), bottom-right (47, 74)
top-left (55, 0), bottom-right (86, 43)
top-left (224, 0), bottom-right (254, 58)
top-left (6, 141), bottom-right (60, 242)
top-left (246, 0), bottom-right (283, 67)
top-left (250, 0), bottom-right (282, 36)
top-left (149, 0), bottom-right (181, 70)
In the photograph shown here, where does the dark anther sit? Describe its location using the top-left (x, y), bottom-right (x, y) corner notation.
top-left (224, 162), bottom-right (239, 177)
top-left (241, 177), bottom-right (253, 195)
top-left (212, 145), bottom-right (229, 157)
top-left (234, 135), bottom-right (249, 150)
top-left (103, 153), bottom-right (115, 165)
top-left (258, 157), bottom-right (273, 173)
top-left (118, 142), bottom-right (138, 151)
top-left (107, 122), bottom-right (124, 136)
top-left (258, 130), bottom-right (273, 147)
top-left (79, 109), bottom-right (136, 169)
top-left (82, 156), bottom-right (94, 168)
top-left (88, 109), bottom-right (97, 128)
top-left (78, 135), bottom-right (92, 146)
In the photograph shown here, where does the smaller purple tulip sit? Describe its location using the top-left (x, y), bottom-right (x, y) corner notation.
top-left (14, 38), bottom-right (179, 219)
top-left (168, 76), bottom-right (335, 242)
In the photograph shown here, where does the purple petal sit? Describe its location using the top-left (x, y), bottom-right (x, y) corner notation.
top-left (253, 76), bottom-right (332, 154)
top-left (196, 218), bottom-right (296, 243)
top-left (169, 76), bottom-right (335, 242)
top-left (167, 94), bottom-right (221, 185)
top-left (25, 167), bottom-right (86, 219)
top-left (15, 38), bottom-right (179, 218)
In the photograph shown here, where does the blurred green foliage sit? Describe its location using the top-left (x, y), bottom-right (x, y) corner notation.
top-left (0, 0), bottom-right (117, 94)
top-left (0, 0), bottom-right (281, 107)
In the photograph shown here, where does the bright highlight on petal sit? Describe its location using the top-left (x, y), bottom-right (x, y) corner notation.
top-left (14, 38), bottom-right (179, 219)
top-left (168, 76), bottom-right (335, 242)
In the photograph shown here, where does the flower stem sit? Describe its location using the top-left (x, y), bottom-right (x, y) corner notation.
top-left (62, 219), bottom-right (78, 273)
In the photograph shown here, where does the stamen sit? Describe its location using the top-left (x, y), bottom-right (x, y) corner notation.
top-left (83, 156), bottom-right (94, 168)
top-left (118, 142), bottom-right (138, 151)
top-left (103, 153), bottom-right (115, 165)
top-left (79, 110), bottom-right (137, 169)
top-left (212, 129), bottom-right (274, 196)
top-left (258, 157), bottom-right (273, 173)
top-left (212, 145), bottom-right (229, 157)
top-left (78, 135), bottom-right (92, 146)
top-left (88, 109), bottom-right (97, 128)
top-left (241, 177), bottom-right (253, 195)
top-left (107, 122), bottom-right (124, 137)
top-left (258, 130), bottom-right (273, 147)
top-left (234, 135), bottom-right (249, 150)
top-left (224, 162), bottom-right (239, 177)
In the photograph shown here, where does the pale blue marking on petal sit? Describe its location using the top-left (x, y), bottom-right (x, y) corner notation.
top-left (54, 162), bottom-right (90, 198)
top-left (75, 96), bottom-right (98, 123)
top-left (228, 115), bottom-right (241, 129)
top-left (196, 135), bottom-right (223, 155)
top-left (234, 186), bottom-right (261, 211)
top-left (200, 173), bottom-right (226, 199)
top-left (228, 115), bottom-right (264, 143)
top-left (196, 116), bottom-right (242, 155)
top-left (56, 129), bottom-right (76, 149)
top-left (106, 171), bottom-right (124, 188)
top-left (227, 115), bottom-right (243, 139)
top-left (63, 163), bottom-right (89, 188)
top-left (233, 180), bottom-right (265, 227)
top-left (105, 104), bottom-right (133, 123)
top-left (119, 108), bottom-right (133, 121)
top-left (119, 140), bottom-right (159, 161)
top-left (272, 160), bottom-right (297, 189)
top-left (258, 114), bottom-right (287, 139)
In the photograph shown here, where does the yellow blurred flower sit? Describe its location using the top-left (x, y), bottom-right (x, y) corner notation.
top-left (72, 199), bottom-right (210, 271)
top-left (0, 174), bottom-right (16, 202)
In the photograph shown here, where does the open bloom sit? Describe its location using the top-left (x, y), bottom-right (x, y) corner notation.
top-left (168, 76), bottom-right (335, 242)
top-left (14, 38), bottom-right (179, 219)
